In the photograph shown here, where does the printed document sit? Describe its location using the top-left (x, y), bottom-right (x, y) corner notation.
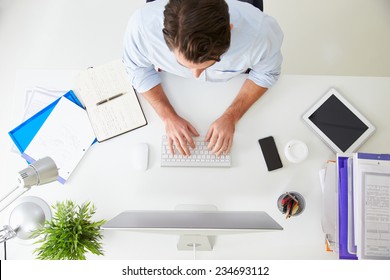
top-left (361, 172), bottom-right (390, 259)
top-left (354, 154), bottom-right (390, 259)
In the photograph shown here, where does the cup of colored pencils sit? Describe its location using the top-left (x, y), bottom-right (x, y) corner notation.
top-left (277, 191), bottom-right (305, 218)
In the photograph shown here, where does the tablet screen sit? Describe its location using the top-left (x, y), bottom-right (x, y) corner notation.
top-left (308, 94), bottom-right (369, 152)
top-left (303, 88), bottom-right (375, 153)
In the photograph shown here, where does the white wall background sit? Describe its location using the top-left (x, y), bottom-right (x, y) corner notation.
top-left (267, 0), bottom-right (390, 77)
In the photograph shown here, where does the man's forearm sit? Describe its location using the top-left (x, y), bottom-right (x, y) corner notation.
top-left (141, 84), bottom-right (199, 154)
top-left (224, 79), bottom-right (268, 123)
top-left (141, 84), bottom-right (177, 121)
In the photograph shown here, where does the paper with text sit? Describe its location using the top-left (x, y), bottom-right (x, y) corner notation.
top-left (362, 172), bottom-right (390, 259)
top-left (353, 154), bottom-right (390, 259)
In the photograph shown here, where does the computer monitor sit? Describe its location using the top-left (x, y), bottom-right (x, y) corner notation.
top-left (101, 206), bottom-right (283, 251)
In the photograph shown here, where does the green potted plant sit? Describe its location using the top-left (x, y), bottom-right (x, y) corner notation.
top-left (31, 200), bottom-right (106, 260)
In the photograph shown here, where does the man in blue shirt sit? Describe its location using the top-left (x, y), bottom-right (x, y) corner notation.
top-left (123, 0), bottom-right (283, 156)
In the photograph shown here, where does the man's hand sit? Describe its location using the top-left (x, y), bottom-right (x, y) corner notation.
top-left (141, 84), bottom-right (199, 156)
top-left (205, 113), bottom-right (235, 156)
top-left (164, 114), bottom-right (199, 156)
top-left (205, 79), bottom-right (268, 156)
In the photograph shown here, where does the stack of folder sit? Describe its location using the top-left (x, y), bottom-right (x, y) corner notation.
top-left (8, 91), bottom-right (96, 184)
top-left (320, 153), bottom-right (390, 259)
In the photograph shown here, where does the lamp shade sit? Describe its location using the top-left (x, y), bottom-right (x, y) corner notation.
top-left (16, 157), bottom-right (58, 188)
top-left (9, 196), bottom-right (52, 240)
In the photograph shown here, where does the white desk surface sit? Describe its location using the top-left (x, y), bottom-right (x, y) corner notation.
top-left (1, 71), bottom-right (390, 260)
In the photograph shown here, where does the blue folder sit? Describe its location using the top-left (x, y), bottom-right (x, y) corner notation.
top-left (8, 90), bottom-right (90, 155)
top-left (338, 156), bottom-right (358, 260)
top-left (357, 152), bottom-right (390, 161)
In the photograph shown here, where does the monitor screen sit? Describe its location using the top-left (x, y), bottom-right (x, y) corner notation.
top-left (101, 210), bottom-right (283, 233)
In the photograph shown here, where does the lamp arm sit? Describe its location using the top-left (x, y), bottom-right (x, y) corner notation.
top-left (0, 187), bottom-right (30, 213)
top-left (0, 186), bottom-right (19, 204)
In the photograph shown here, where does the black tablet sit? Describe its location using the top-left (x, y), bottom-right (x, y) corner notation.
top-left (302, 88), bottom-right (375, 153)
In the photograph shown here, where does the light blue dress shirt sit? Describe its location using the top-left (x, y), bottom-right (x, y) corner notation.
top-left (123, 0), bottom-right (283, 93)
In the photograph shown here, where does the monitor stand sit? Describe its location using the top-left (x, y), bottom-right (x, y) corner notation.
top-left (175, 204), bottom-right (217, 251)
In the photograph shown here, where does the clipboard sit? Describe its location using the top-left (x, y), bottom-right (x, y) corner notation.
top-left (353, 152), bottom-right (390, 260)
top-left (8, 90), bottom-right (86, 154)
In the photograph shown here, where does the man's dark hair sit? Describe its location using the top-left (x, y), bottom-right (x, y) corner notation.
top-left (162, 0), bottom-right (230, 64)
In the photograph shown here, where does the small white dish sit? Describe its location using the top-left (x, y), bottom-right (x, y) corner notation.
top-left (284, 140), bottom-right (308, 163)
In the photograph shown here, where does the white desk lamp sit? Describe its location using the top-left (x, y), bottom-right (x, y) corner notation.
top-left (0, 157), bottom-right (58, 243)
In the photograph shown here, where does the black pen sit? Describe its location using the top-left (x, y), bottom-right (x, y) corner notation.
top-left (96, 92), bottom-right (125, 106)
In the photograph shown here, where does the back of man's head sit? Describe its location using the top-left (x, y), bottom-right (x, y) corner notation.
top-left (163, 0), bottom-right (230, 64)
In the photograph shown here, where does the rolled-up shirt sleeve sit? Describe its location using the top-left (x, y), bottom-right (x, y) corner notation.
top-left (248, 15), bottom-right (283, 89)
top-left (123, 9), bottom-right (161, 93)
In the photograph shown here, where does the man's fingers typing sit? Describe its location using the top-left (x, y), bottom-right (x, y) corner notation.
top-left (213, 137), bottom-right (229, 156)
top-left (168, 138), bottom-right (175, 155)
top-left (177, 135), bottom-right (191, 156)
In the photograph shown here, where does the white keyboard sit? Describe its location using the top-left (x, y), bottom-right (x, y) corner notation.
top-left (161, 136), bottom-right (231, 167)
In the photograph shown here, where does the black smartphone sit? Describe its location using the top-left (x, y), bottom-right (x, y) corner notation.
top-left (258, 136), bottom-right (283, 171)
